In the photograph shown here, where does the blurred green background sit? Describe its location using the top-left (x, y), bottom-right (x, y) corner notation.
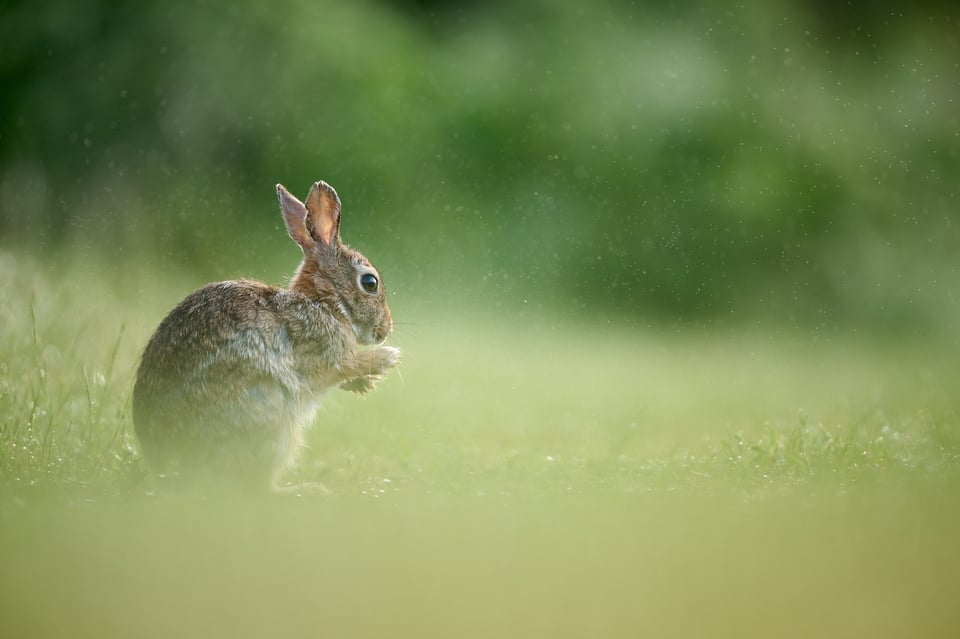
top-left (3, 4), bottom-right (960, 637)
top-left (3, 0), bottom-right (958, 332)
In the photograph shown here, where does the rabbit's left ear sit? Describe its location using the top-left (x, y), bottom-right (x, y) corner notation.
top-left (277, 183), bottom-right (314, 253)
top-left (304, 181), bottom-right (342, 249)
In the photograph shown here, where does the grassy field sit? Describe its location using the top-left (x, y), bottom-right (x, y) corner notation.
top-left (1, 249), bottom-right (959, 638)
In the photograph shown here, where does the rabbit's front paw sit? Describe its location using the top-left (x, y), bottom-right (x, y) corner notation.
top-left (342, 346), bottom-right (400, 384)
top-left (377, 346), bottom-right (401, 371)
top-left (340, 375), bottom-right (383, 395)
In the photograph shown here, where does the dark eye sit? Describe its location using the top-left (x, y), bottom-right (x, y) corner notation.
top-left (359, 273), bottom-right (379, 294)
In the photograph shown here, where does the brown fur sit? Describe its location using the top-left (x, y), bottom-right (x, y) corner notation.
top-left (132, 181), bottom-right (399, 490)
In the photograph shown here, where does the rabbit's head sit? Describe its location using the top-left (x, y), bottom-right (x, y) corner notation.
top-left (278, 181), bottom-right (393, 345)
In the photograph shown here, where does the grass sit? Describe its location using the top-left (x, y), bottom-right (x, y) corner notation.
top-left (1, 248), bottom-right (959, 637)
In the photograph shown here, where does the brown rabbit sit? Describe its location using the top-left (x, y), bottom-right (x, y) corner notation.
top-left (132, 180), bottom-right (400, 491)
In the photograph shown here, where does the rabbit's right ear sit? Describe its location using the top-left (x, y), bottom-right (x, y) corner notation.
top-left (304, 181), bottom-right (342, 249)
top-left (277, 183), bottom-right (315, 252)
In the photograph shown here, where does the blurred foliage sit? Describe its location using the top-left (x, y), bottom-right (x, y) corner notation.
top-left (1, 0), bottom-right (958, 329)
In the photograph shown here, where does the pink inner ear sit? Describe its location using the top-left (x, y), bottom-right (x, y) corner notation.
top-left (313, 213), bottom-right (336, 246)
top-left (305, 182), bottom-right (342, 247)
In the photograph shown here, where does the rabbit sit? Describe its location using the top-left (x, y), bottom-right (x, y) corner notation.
top-left (132, 180), bottom-right (400, 492)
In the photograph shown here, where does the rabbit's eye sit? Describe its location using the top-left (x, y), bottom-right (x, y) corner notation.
top-left (359, 273), bottom-right (379, 294)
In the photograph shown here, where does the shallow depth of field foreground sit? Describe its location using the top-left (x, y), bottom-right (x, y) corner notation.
top-left (1, 254), bottom-right (959, 638)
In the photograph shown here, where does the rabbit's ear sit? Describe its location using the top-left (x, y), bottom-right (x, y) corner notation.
top-left (277, 183), bottom-right (315, 252)
top-left (304, 181), bottom-right (342, 249)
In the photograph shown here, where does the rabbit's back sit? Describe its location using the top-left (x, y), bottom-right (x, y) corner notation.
top-left (133, 280), bottom-right (345, 481)
top-left (136, 281), bottom-right (297, 394)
